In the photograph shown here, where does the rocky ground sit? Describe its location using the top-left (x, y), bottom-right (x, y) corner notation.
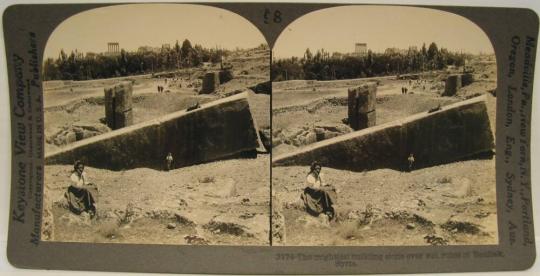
top-left (45, 156), bottom-right (269, 245)
top-left (272, 159), bottom-right (497, 246)
top-left (271, 55), bottom-right (498, 246)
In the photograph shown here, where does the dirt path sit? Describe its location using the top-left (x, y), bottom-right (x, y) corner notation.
top-left (273, 78), bottom-right (441, 109)
top-left (43, 79), bottom-right (196, 109)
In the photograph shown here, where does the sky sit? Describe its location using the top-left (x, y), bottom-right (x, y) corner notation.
top-left (273, 5), bottom-right (495, 59)
top-left (44, 4), bottom-right (266, 59)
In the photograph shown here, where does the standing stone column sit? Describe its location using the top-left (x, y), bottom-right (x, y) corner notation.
top-left (104, 81), bottom-right (133, 130)
top-left (200, 72), bottom-right (220, 94)
top-left (443, 74), bottom-right (462, 96)
top-left (348, 83), bottom-right (377, 130)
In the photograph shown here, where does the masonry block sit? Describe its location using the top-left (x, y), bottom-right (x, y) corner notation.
top-left (273, 96), bottom-right (494, 172)
top-left (348, 83), bottom-right (377, 130)
top-left (45, 92), bottom-right (260, 170)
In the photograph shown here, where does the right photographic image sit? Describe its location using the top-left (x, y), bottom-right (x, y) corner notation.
top-left (271, 5), bottom-right (498, 246)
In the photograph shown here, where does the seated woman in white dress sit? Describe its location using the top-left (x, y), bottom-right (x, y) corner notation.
top-left (300, 161), bottom-right (337, 220)
top-left (65, 160), bottom-right (97, 218)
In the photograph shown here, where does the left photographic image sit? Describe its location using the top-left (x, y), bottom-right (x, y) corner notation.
top-left (41, 4), bottom-right (271, 245)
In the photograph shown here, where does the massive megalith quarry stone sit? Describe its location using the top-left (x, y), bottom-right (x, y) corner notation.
top-left (273, 96), bottom-right (494, 172)
top-left (45, 92), bottom-right (260, 170)
top-left (104, 81), bottom-right (133, 130)
top-left (348, 83), bottom-right (377, 130)
top-left (200, 72), bottom-right (220, 94)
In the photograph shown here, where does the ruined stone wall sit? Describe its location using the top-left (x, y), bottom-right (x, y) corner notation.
top-left (45, 93), bottom-right (260, 171)
top-left (273, 96), bottom-right (494, 172)
top-left (272, 96), bottom-right (348, 115)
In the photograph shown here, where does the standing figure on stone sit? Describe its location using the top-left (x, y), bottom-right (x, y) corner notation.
top-left (407, 153), bottom-right (415, 172)
top-left (165, 152), bottom-right (174, 171)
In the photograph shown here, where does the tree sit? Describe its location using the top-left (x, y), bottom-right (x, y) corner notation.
top-left (181, 39), bottom-right (193, 56)
top-left (270, 44), bottom-right (467, 82)
top-left (174, 40), bottom-right (181, 54)
top-left (173, 40), bottom-right (181, 69)
top-left (304, 48), bottom-right (313, 62)
top-left (43, 58), bottom-right (59, 80)
top-left (427, 42), bottom-right (439, 61)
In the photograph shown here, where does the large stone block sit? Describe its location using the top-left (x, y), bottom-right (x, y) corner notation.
top-left (348, 83), bottom-right (377, 130)
top-left (348, 83), bottom-right (376, 113)
top-left (200, 72), bottom-right (220, 94)
top-left (402, 98), bottom-right (494, 169)
top-left (45, 92), bottom-right (260, 170)
top-left (104, 81), bottom-right (133, 129)
top-left (356, 111), bottom-right (376, 129)
top-left (273, 123), bottom-right (402, 172)
top-left (443, 74), bottom-right (462, 96)
top-left (104, 93), bottom-right (114, 128)
top-left (158, 95), bottom-right (259, 168)
top-left (45, 122), bottom-right (160, 170)
top-left (115, 109), bottom-right (133, 130)
top-left (273, 96), bottom-right (494, 172)
top-left (218, 69), bottom-right (234, 84)
top-left (461, 73), bottom-right (474, 86)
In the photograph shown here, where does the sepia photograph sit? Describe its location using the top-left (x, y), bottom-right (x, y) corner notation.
top-left (3, 1), bottom-right (540, 274)
top-left (41, 4), bottom-right (271, 245)
top-left (271, 5), bottom-right (498, 246)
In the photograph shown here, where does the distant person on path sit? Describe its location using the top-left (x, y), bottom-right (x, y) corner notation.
top-left (407, 153), bottom-right (415, 172)
top-left (65, 160), bottom-right (97, 218)
top-left (165, 152), bottom-right (174, 171)
top-left (301, 161), bottom-right (337, 220)
top-left (402, 87), bottom-right (409, 94)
